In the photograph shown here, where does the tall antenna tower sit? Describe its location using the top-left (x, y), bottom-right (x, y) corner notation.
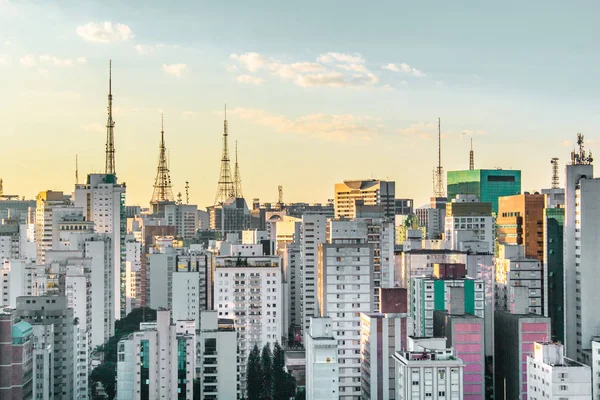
top-left (233, 141), bottom-right (243, 198)
top-left (469, 138), bottom-right (475, 170)
top-left (433, 118), bottom-right (445, 197)
top-left (185, 181), bottom-right (189, 204)
top-left (105, 60), bottom-right (116, 175)
top-left (278, 185), bottom-right (284, 207)
top-left (551, 158), bottom-right (559, 189)
top-left (214, 105), bottom-right (235, 204)
top-left (150, 114), bottom-right (174, 210)
top-left (75, 154), bottom-right (79, 184)
top-left (571, 133), bottom-right (593, 165)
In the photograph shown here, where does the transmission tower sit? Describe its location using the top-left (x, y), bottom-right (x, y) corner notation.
top-left (185, 181), bottom-right (190, 204)
top-left (214, 105), bottom-right (235, 204)
top-left (469, 138), bottom-right (475, 170)
top-left (105, 60), bottom-right (116, 175)
top-left (150, 114), bottom-right (174, 210)
top-left (433, 118), bottom-right (445, 197)
top-left (234, 141), bottom-right (243, 198)
top-left (278, 185), bottom-right (284, 208)
top-left (551, 158), bottom-right (559, 189)
top-left (75, 154), bottom-right (79, 184)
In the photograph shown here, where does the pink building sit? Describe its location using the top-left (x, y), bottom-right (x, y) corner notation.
top-left (434, 312), bottom-right (485, 400)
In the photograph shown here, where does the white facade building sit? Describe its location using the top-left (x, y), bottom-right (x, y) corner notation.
top-left (592, 339), bottom-right (600, 400)
top-left (1, 259), bottom-right (36, 307)
top-left (165, 203), bottom-right (199, 239)
top-left (393, 337), bottom-right (465, 400)
top-left (444, 195), bottom-right (494, 254)
top-left (527, 342), bottom-right (591, 399)
top-left (300, 214), bottom-right (327, 336)
top-left (74, 173), bottom-right (126, 319)
top-left (31, 323), bottom-right (54, 400)
top-left (124, 236), bottom-right (142, 315)
top-left (305, 317), bottom-right (339, 400)
top-left (334, 180), bottom-right (395, 219)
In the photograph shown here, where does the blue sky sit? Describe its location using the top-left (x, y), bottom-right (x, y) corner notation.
top-left (1, 0), bottom-right (599, 207)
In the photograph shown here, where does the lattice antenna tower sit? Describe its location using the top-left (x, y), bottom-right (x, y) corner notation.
top-left (278, 185), bottom-right (284, 207)
top-left (214, 104), bottom-right (235, 204)
top-left (469, 138), bottom-right (475, 170)
top-left (234, 141), bottom-right (243, 198)
top-left (105, 60), bottom-right (116, 175)
top-left (150, 114), bottom-right (174, 204)
top-left (551, 158), bottom-right (560, 189)
top-left (185, 181), bottom-right (189, 204)
top-left (433, 117), bottom-right (445, 197)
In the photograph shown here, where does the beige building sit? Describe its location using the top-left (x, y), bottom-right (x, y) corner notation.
top-left (334, 180), bottom-right (395, 219)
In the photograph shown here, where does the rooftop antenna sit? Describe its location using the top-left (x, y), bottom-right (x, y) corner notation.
top-left (433, 117), bottom-right (445, 197)
top-left (571, 133), bottom-right (593, 165)
top-left (185, 181), bottom-right (189, 204)
top-left (234, 140), bottom-right (243, 198)
top-left (551, 158), bottom-right (559, 189)
top-left (278, 185), bottom-right (284, 208)
top-left (469, 138), bottom-right (474, 170)
top-left (105, 60), bottom-right (116, 175)
top-left (214, 104), bottom-right (235, 204)
top-left (75, 154), bottom-right (79, 185)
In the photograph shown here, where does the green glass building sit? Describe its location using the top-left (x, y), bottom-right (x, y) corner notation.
top-left (545, 207), bottom-right (564, 343)
top-left (447, 169), bottom-right (521, 213)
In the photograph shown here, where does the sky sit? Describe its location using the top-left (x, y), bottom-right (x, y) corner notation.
top-left (1, 0), bottom-right (599, 208)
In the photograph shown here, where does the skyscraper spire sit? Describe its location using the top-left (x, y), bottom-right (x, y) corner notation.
top-left (469, 138), bottom-right (475, 170)
top-left (433, 117), bottom-right (445, 197)
top-left (150, 114), bottom-right (174, 213)
top-left (214, 104), bottom-right (235, 204)
top-left (233, 140), bottom-right (243, 198)
top-left (105, 60), bottom-right (116, 175)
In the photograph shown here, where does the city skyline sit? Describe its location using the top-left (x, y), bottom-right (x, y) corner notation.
top-left (1, 1), bottom-right (599, 207)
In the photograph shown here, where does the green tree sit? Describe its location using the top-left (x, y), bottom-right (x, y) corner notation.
top-left (272, 342), bottom-right (286, 400)
top-left (261, 343), bottom-right (274, 399)
top-left (246, 344), bottom-right (262, 400)
top-left (89, 361), bottom-right (116, 399)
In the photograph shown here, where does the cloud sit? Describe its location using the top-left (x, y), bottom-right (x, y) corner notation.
top-left (81, 123), bottom-right (105, 133)
top-left (397, 122), bottom-right (437, 140)
top-left (230, 52), bottom-right (266, 72)
top-left (226, 64), bottom-right (238, 72)
top-left (135, 44), bottom-right (153, 54)
top-left (317, 52), bottom-right (364, 64)
top-left (20, 54), bottom-right (86, 67)
top-left (229, 107), bottom-right (378, 141)
top-left (383, 62), bottom-right (425, 77)
top-left (236, 75), bottom-right (264, 85)
top-left (336, 63), bottom-right (369, 73)
top-left (0, 54), bottom-right (11, 66)
top-left (162, 63), bottom-right (188, 78)
top-left (76, 22), bottom-right (134, 43)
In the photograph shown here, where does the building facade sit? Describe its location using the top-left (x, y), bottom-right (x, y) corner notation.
top-left (305, 317), bottom-right (339, 400)
top-left (444, 195), bottom-right (494, 254)
top-left (447, 169), bottom-right (522, 213)
top-left (0, 308), bottom-right (33, 399)
top-left (497, 193), bottom-right (545, 261)
top-left (334, 180), bottom-right (395, 220)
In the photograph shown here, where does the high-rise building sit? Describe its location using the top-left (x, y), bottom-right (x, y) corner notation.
top-left (334, 180), bottom-right (395, 219)
top-left (415, 205), bottom-right (444, 240)
top-left (305, 317), bottom-right (339, 400)
top-left (527, 341), bottom-right (591, 399)
top-left (0, 308), bottom-right (33, 399)
top-left (544, 201), bottom-right (565, 343)
top-left (592, 339), bottom-right (600, 400)
top-left (1, 259), bottom-right (36, 307)
top-left (124, 236), bottom-right (142, 315)
top-left (16, 296), bottom-right (75, 400)
top-left (393, 337), bottom-right (465, 400)
top-left (494, 311), bottom-right (550, 400)
top-left (208, 197), bottom-right (251, 236)
top-left (394, 199), bottom-right (414, 216)
top-left (197, 311), bottom-right (237, 399)
top-left (497, 193), bottom-right (545, 261)
top-left (172, 250), bottom-right (211, 329)
top-left (74, 173), bottom-right (126, 319)
top-left (164, 203), bottom-right (199, 239)
top-left (116, 309), bottom-right (195, 400)
top-left (300, 214), bottom-right (327, 336)
top-left (433, 311), bottom-right (485, 400)
top-left (317, 232), bottom-right (374, 399)
top-left (31, 323), bottom-right (54, 400)
top-left (447, 169), bottom-right (521, 213)
top-left (444, 195), bottom-right (494, 253)
top-left (213, 255), bottom-right (282, 395)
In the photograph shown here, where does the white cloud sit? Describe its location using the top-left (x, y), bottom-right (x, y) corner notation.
top-left (20, 54), bottom-right (36, 67)
top-left (0, 54), bottom-right (11, 66)
top-left (236, 75), bottom-right (264, 85)
top-left (76, 21), bottom-right (134, 43)
top-left (226, 64), bottom-right (238, 72)
top-left (162, 63), bottom-right (188, 78)
top-left (230, 52), bottom-right (266, 72)
top-left (336, 63), bottom-right (368, 73)
top-left (397, 122), bottom-right (437, 140)
top-left (317, 52), bottom-right (364, 64)
top-left (135, 44), bottom-right (153, 55)
top-left (384, 62), bottom-right (425, 77)
top-left (229, 107), bottom-right (378, 141)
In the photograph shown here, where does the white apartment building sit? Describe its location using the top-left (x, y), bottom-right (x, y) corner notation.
top-left (280, 243), bottom-right (301, 332)
top-left (0, 227), bottom-right (20, 260)
top-left (214, 255), bottom-right (282, 394)
top-left (393, 337), bottom-right (465, 400)
top-left (165, 203), bottom-right (199, 239)
top-left (527, 342), bottom-right (591, 399)
top-left (124, 236), bottom-right (142, 315)
top-left (306, 317), bottom-right (339, 400)
top-left (495, 244), bottom-right (544, 315)
top-left (334, 180), bottom-right (395, 219)
top-left (444, 195), bottom-right (494, 254)
top-left (416, 206), bottom-right (444, 240)
top-left (300, 214), bottom-right (327, 337)
top-left (148, 246), bottom-right (176, 310)
top-left (317, 236), bottom-right (374, 399)
top-left (1, 259), bottom-right (36, 307)
top-left (74, 173), bottom-right (126, 319)
top-left (592, 339), bottom-right (600, 400)
top-left (31, 323), bottom-right (54, 400)
top-left (116, 309), bottom-right (195, 400)
top-left (197, 311), bottom-right (237, 400)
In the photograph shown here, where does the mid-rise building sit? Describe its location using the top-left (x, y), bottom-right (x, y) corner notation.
top-left (317, 234), bottom-right (374, 399)
top-left (116, 309), bottom-right (195, 400)
top-left (124, 236), bottom-right (142, 315)
top-left (197, 311), bottom-right (237, 399)
top-left (164, 203), bottom-right (199, 239)
top-left (447, 169), bottom-right (522, 213)
top-left (393, 337), bottom-right (465, 400)
top-left (544, 204), bottom-right (564, 342)
top-left (334, 180), bottom-right (395, 219)
top-left (172, 250), bottom-right (211, 329)
top-left (592, 339), bottom-right (600, 400)
top-left (394, 199), bottom-right (414, 216)
top-left (31, 323), bottom-right (54, 400)
top-left (1, 259), bottom-right (36, 307)
top-left (305, 317), bottom-right (339, 400)
top-left (527, 341), bottom-right (591, 399)
top-left (16, 296), bottom-right (75, 400)
top-left (300, 214), bottom-right (327, 336)
top-left (208, 197), bottom-right (251, 237)
top-left (444, 195), bottom-right (494, 254)
top-left (497, 193), bottom-right (545, 261)
top-left (494, 311), bottom-right (551, 400)
top-left (0, 308), bottom-right (33, 399)
top-left (415, 205), bottom-right (444, 240)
